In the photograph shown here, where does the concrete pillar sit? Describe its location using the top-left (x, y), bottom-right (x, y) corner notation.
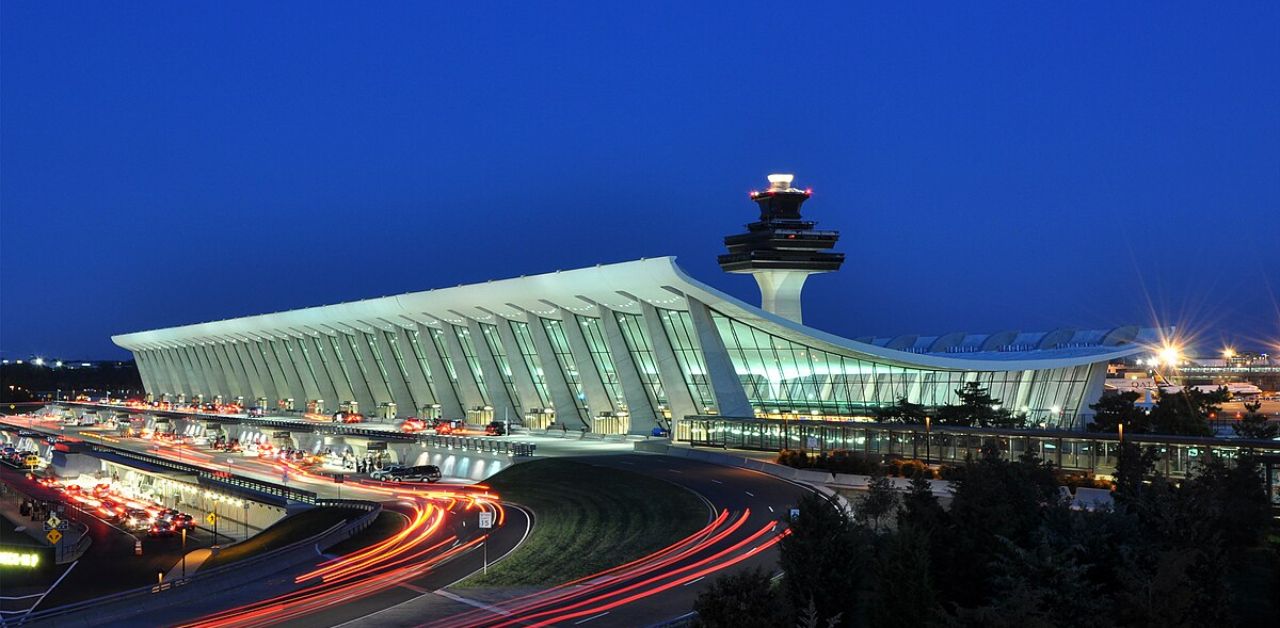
top-left (330, 332), bottom-right (377, 414)
top-left (368, 327), bottom-right (417, 418)
top-left (266, 337), bottom-right (308, 408)
top-left (240, 339), bottom-right (282, 404)
top-left (493, 316), bottom-right (542, 418)
top-left (230, 341), bottom-right (269, 400)
top-left (597, 305), bottom-right (661, 434)
top-left (640, 302), bottom-right (698, 420)
top-left (281, 336), bottom-right (323, 404)
top-left (558, 311), bottom-right (617, 415)
top-left (686, 297), bottom-right (753, 417)
top-left (466, 318), bottom-right (518, 423)
top-left (308, 333), bottom-right (353, 410)
top-left (413, 322), bottom-right (465, 420)
top-left (524, 311), bottom-right (588, 428)
top-left (440, 323), bottom-right (486, 414)
top-left (392, 326), bottom-right (437, 412)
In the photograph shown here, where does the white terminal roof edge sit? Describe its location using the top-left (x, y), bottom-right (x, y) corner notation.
top-left (112, 256), bottom-right (1157, 372)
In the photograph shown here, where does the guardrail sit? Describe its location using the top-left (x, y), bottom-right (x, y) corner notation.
top-left (415, 433), bottom-right (537, 457)
top-left (17, 500), bottom-right (382, 626)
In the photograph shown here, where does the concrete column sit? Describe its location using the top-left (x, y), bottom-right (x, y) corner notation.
top-left (524, 311), bottom-right (587, 428)
top-left (157, 348), bottom-right (190, 396)
top-left (230, 341), bottom-right (269, 400)
top-left (204, 343), bottom-right (241, 399)
top-left (751, 270), bottom-right (814, 324)
top-left (493, 317), bottom-right (541, 418)
top-left (640, 302), bottom-right (698, 420)
top-left (466, 318), bottom-right (518, 423)
top-left (413, 322), bottom-right (464, 420)
top-left (558, 312), bottom-right (616, 415)
top-left (175, 346), bottom-right (206, 398)
top-left (272, 338), bottom-right (315, 406)
top-left (136, 350), bottom-right (166, 396)
top-left (686, 297), bottom-right (753, 417)
top-left (255, 338), bottom-right (294, 406)
top-left (392, 326), bottom-right (436, 412)
top-left (351, 331), bottom-right (394, 407)
top-left (440, 323), bottom-right (486, 413)
top-left (132, 350), bottom-right (159, 396)
top-left (597, 305), bottom-right (661, 434)
top-left (240, 339), bottom-right (282, 403)
top-left (215, 345), bottom-right (252, 399)
top-left (309, 334), bottom-right (353, 409)
top-left (192, 345), bottom-right (228, 399)
top-left (283, 336), bottom-right (326, 408)
top-left (330, 332), bottom-right (377, 414)
top-left (368, 327), bottom-right (417, 418)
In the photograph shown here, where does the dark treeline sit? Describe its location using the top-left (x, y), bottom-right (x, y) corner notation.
top-left (0, 362), bottom-right (142, 403)
top-left (694, 444), bottom-right (1279, 627)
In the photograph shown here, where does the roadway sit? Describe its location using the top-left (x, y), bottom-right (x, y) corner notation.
top-left (7, 410), bottom-right (813, 626)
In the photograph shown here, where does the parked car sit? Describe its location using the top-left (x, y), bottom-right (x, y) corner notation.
top-left (370, 464), bottom-right (407, 481)
top-left (247, 406), bottom-right (265, 418)
top-left (484, 421), bottom-right (507, 436)
top-left (400, 417), bottom-right (427, 433)
top-left (387, 465), bottom-right (442, 483)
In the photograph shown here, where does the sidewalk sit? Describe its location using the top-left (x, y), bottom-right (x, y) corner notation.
top-left (163, 547), bottom-right (214, 581)
top-left (0, 481), bottom-right (91, 563)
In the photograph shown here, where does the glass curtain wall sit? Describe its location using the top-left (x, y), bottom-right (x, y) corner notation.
top-left (320, 336), bottom-right (355, 399)
top-left (614, 313), bottom-right (669, 410)
top-left (575, 315), bottom-right (626, 410)
top-left (508, 321), bottom-right (552, 408)
top-left (451, 325), bottom-right (490, 405)
top-left (427, 328), bottom-right (464, 399)
top-left (405, 330), bottom-right (439, 396)
top-left (656, 309), bottom-right (716, 410)
top-left (710, 310), bottom-right (1095, 425)
top-left (540, 318), bottom-right (590, 421)
top-left (362, 332), bottom-right (396, 403)
top-left (382, 330), bottom-right (423, 409)
top-left (479, 323), bottom-right (521, 413)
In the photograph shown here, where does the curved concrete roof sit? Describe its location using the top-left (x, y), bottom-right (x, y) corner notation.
top-left (113, 257), bottom-right (1158, 371)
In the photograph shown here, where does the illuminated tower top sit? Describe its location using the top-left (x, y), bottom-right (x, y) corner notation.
top-left (718, 174), bottom-right (843, 323)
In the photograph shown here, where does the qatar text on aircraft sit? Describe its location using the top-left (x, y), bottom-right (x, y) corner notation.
top-left (112, 175), bottom-right (1159, 434)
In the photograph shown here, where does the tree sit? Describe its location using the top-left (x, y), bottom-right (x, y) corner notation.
top-left (1111, 442), bottom-right (1160, 508)
top-left (898, 475), bottom-right (948, 536)
top-left (778, 492), bottom-right (869, 626)
top-left (874, 397), bottom-right (928, 423)
top-left (935, 381), bottom-right (1024, 428)
top-left (1087, 391), bottom-right (1150, 433)
top-left (1148, 387), bottom-right (1226, 436)
top-left (859, 474), bottom-right (898, 532)
top-left (692, 567), bottom-right (786, 628)
top-left (1232, 400), bottom-right (1278, 439)
top-left (868, 523), bottom-right (940, 627)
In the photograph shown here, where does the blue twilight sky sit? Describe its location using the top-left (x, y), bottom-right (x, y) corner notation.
top-left (2, 1), bottom-right (1278, 360)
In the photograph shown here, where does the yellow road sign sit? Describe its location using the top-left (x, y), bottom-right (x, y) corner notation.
top-left (206, 512), bottom-right (218, 525)
top-left (46, 529), bottom-right (63, 544)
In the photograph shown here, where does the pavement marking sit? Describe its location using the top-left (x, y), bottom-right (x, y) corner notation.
top-left (398, 582), bottom-right (431, 594)
top-left (682, 576), bottom-right (705, 587)
top-left (710, 479), bottom-right (723, 484)
top-left (768, 506), bottom-right (774, 513)
top-left (745, 491), bottom-right (755, 497)
top-left (668, 469), bottom-right (683, 474)
top-left (575, 611), bottom-right (611, 624)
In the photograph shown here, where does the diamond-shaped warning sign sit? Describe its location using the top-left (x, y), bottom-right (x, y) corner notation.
top-left (46, 515), bottom-right (62, 529)
top-left (206, 512), bottom-right (218, 525)
top-left (46, 529), bottom-right (63, 544)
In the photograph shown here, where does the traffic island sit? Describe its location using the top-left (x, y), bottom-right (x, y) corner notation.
top-left (456, 458), bottom-right (707, 588)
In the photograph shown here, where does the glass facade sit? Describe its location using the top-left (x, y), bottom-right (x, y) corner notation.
top-left (711, 310), bottom-right (1095, 426)
top-left (405, 329), bottom-right (440, 398)
top-left (362, 332), bottom-right (396, 402)
top-left (383, 330), bottom-right (425, 408)
top-left (480, 323), bottom-right (522, 413)
top-left (576, 315), bottom-right (626, 410)
top-left (427, 327), bottom-right (463, 396)
top-left (657, 309), bottom-right (716, 410)
top-left (615, 312), bottom-right (669, 410)
top-left (509, 321), bottom-right (552, 408)
top-left (452, 325), bottom-right (490, 405)
top-left (326, 335), bottom-right (356, 399)
top-left (540, 317), bottom-right (590, 421)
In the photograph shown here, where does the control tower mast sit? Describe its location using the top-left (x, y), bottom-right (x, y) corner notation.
top-left (718, 174), bottom-right (844, 324)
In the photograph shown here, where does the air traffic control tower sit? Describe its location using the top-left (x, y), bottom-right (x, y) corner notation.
top-left (718, 174), bottom-right (844, 324)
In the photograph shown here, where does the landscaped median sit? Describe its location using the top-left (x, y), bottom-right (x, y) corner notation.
top-left (458, 458), bottom-right (708, 587)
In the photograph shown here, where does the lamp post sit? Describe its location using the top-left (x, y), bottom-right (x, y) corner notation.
top-left (181, 527), bottom-right (187, 579)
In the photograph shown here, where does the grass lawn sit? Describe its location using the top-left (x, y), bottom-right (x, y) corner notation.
top-left (200, 505), bottom-right (362, 570)
top-left (458, 458), bottom-right (708, 588)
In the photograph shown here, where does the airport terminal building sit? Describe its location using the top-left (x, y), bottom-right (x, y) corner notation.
top-left (112, 176), bottom-right (1157, 434)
